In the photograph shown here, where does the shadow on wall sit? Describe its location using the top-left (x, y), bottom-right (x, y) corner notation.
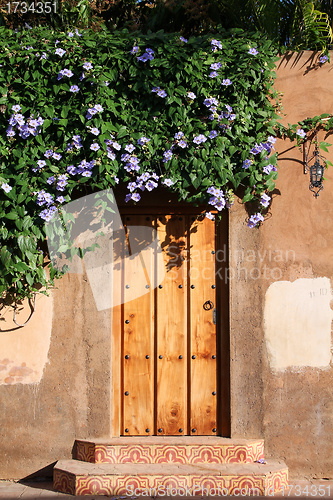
top-left (0, 293), bottom-right (53, 385)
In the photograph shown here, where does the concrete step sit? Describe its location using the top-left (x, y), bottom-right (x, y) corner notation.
top-left (75, 436), bottom-right (265, 464)
top-left (54, 459), bottom-right (288, 496)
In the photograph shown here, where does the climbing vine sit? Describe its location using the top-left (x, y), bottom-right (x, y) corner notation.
top-left (0, 25), bottom-right (331, 301)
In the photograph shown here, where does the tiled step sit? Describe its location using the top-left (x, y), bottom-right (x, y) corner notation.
top-left (75, 436), bottom-right (265, 464)
top-left (54, 459), bottom-right (288, 496)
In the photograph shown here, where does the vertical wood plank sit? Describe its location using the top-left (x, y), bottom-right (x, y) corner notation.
top-left (122, 216), bottom-right (155, 435)
top-left (111, 219), bottom-right (126, 437)
top-left (189, 215), bottom-right (217, 435)
top-left (156, 215), bottom-right (187, 435)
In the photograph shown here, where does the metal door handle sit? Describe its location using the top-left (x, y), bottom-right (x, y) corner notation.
top-left (203, 300), bottom-right (214, 310)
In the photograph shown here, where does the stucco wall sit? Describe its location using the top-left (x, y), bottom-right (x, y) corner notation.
top-left (229, 51), bottom-right (333, 479)
top-left (0, 273), bottom-right (112, 479)
top-left (0, 51), bottom-right (332, 480)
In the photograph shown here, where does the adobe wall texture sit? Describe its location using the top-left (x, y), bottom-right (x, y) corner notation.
top-left (229, 51), bottom-right (333, 479)
top-left (0, 51), bottom-right (332, 480)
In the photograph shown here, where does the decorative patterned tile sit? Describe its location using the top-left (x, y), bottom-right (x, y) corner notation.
top-left (54, 462), bottom-right (289, 496)
top-left (75, 439), bottom-right (265, 464)
top-left (53, 469), bottom-right (76, 495)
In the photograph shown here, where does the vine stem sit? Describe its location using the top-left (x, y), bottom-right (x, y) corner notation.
top-left (13, 293), bottom-right (36, 327)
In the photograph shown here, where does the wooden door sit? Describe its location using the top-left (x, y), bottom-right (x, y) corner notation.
top-left (112, 213), bottom-right (224, 436)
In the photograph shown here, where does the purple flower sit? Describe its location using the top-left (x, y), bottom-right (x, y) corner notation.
top-left (139, 172), bottom-right (150, 182)
top-left (157, 89), bottom-right (167, 98)
top-left (207, 186), bottom-right (220, 196)
top-left (263, 164), bottom-right (277, 175)
top-left (52, 153), bottom-right (62, 160)
top-left (36, 190), bottom-right (54, 206)
top-left (58, 68), bottom-right (73, 80)
top-left (107, 151), bottom-right (116, 161)
top-left (94, 104), bottom-right (104, 112)
top-left (1, 183), bottom-right (12, 193)
top-left (162, 178), bottom-right (174, 187)
top-left (128, 182), bottom-right (137, 192)
top-left (267, 136), bottom-right (276, 145)
top-left (193, 134), bottom-right (207, 145)
top-left (40, 205), bottom-right (57, 221)
top-left (67, 165), bottom-right (76, 175)
top-left (209, 71), bottom-right (218, 78)
top-left (163, 150), bottom-right (173, 162)
top-left (260, 193), bottom-right (271, 208)
top-left (37, 160), bottom-right (46, 169)
top-left (205, 212), bottom-right (215, 220)
top-left (57, 174), bottom-right (68, 191)
top-left (210, 62), bottom-right (222, 70)
top-left (55, 48), bottom-right (66, 57)
top-left (243, 159), bottom-right (252, 169)
top-left (137, 53), bottom-right (149, 62)
top-left (131, 46), bottom-right (139, 54)
top-left (250, 143), bottom-right (264, 155)
top-left (90, 127), bottom-right (100, 136)
top-left (296, 129), bottom-right (306, 139)
top-left (79, 73), bottom-right (85, 81)
top-left (180, 36), bottom-right (188, 43)
top-left (12, 105), bottom-right (21, 113)
top-left (70, 85), bottom-right (79, 93)
top-left (138, 136), bottom-right (150, 146)
top-left (47, 176), bottom-right (55, 185)
top-left (209, 130), bottom-right (218, 139)
top-left (131, 193), bottom-right (141, 202)
top-left (125, 144), bottom-right (135, 153)
top-left (248, 48), bottom-right (259, 55)
top-left (211, 39), bottom-right (222, 51)
top-left (178, 140), bottom-right (187, 148)
top-left (90, 143), bottom-right (100, 151)
top-left (174, 131), bottom-right (184, 140)
top-left (187, 92), bottom-right (196, 100)
top-left (319, 55), bottom-right (329, 64)
top-left (222, 79), bottom-right (232, 86)
top-left (146, 180), bottom-right (158, 191)
top-left (137, 49), bottom-right (154, 62)
top-left (247, 213), bottom-right (264, 228)
top-left (112, 142), bottom-right (121, 151)
top-left (56, 196), bottom-right (66, 204)
top-left (44, 150), bottom-right (53, 158)
top-left (83, 62), bottom-right (93, 70)
top-left (203, 97), bottom-right (218, 108)
top-left (6, 127), bottom-right (15, 137)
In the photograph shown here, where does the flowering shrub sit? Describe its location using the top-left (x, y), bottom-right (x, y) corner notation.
top-left (0, 26), bottom-right (329, 300)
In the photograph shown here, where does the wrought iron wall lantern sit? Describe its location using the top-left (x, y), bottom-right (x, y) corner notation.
top-left (303, 133), bottom-right (326, 198)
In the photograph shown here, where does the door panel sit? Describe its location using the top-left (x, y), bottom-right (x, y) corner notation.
top-left (122, 216), bottom-right (155, 435)
top-left (189, 217), bottom-right (217, 435)
top-left (156, 215), bottom-right (188, 435)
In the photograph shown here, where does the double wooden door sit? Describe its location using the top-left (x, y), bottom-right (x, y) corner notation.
top-left (112, 213), bottom-right (224, 436)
